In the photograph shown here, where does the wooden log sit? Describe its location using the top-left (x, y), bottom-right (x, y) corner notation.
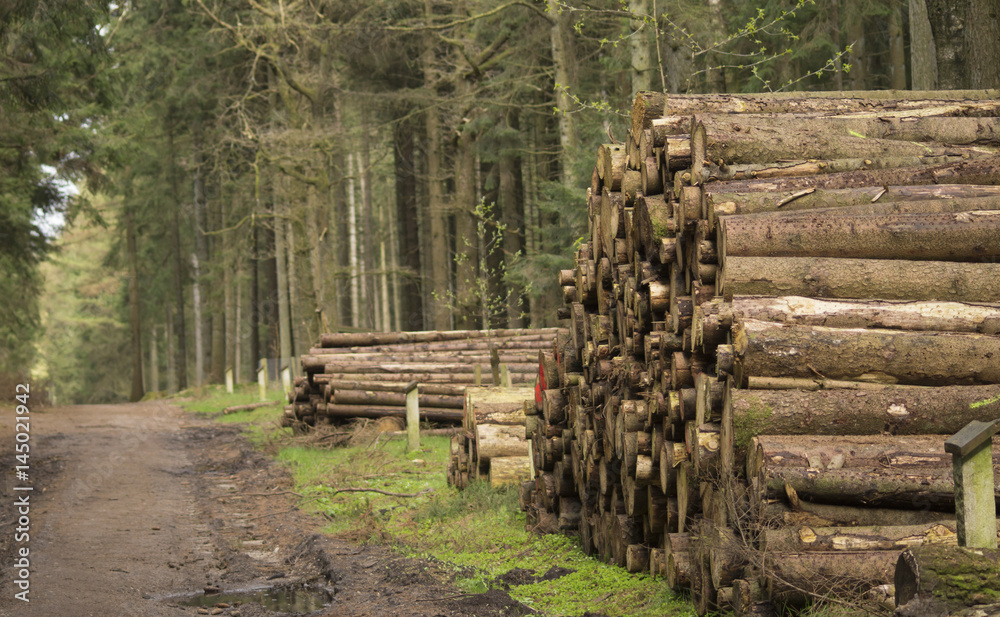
top-left (310, 338), bottom-right (558, 355)
top-left (634, 193), bottom-right (675, 259)
top-left (763, 551), bottom-right (898, 606)
top-left (465, 386), bottom-right (534, 427)
top-left (718, 211), bottom-right (1000, 262)
top-left (748, 435), bottom-right (1000, 510)
top-left (476, 423), bottom-right (528, 462)
top-left (321, 371), bottom-right (536, 384)
top-left (626, 544), bottom-right (650, 573)
top-left (733, 319), bottom-right (1000, 386)
top-left (895, 545), bottom-right (1000, 613)
top-left (762, 522), bottom-right (958, 553)
top-left (698, 156), bottom-right (1000, 193)
top-left (333, 389), bottom-right (463, 409)
top-left (718, 256), bottom-right (1000, 303)
top-left (698, 115), bottom-right (995, 164)
top-left (761, 501), bottom-right (957, 528)
top-left (313, 380), bottom-right (467, 396)
top-left (489, 456), bottom-right (532, 486)
top-left (696, 154), bottom-right (976, 184)
top-left (644, 91), bottom-right (1000, 118)
top-left (729, 384), bottom-right (1000, 444)
top-left (320, 403), bottom-right (463, 423)
top-left (726, 295), bottom-right (1000, 335)
top-left (318, 328), bottom-right (562, 348)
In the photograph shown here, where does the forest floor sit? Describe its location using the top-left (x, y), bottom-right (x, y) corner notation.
top-left (0, 392), bottom-right (689, 617)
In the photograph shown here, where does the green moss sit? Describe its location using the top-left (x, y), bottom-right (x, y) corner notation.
top-left (733, 395), bottom-right (774, 451)
top-left (919, 545), bottom-right (1000, 606)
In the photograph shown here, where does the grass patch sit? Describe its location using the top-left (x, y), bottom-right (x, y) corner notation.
top-left (271, 434), bottom-right (694, 616)
top-left (180, 387), bottom-right (696, 616)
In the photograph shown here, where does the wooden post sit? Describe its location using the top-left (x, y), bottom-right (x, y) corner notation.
top-left (225, 366), bottom-right (234, 394)
top-left (281, 362), bottom-right (292, 397)
top-left (500, 363), bottom-right (511, 388)
top-left (944, 419), bottom-right (1000, 549)
top-left (490, 343), bottom-right (501, 386)
top-left (405, 380), bottom-right (420, 453)
top-left (257, 359), bottom-right (267, 402)
top-left (475, 365), bottom-right (482, 386)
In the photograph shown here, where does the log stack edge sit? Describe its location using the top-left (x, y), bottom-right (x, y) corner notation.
top-left (521, 90), bottom-right (1000, 615)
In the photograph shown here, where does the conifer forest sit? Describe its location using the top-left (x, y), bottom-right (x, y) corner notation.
top-left (3, 0), bottom-right (999, 403)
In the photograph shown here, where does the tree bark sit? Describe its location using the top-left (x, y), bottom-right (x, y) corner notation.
top-left (718, 211), bottom-right (1000, 262)
top-left (321, 402), bottom-right (462, 423)
top-left (125, 202), bottom-right (144, 403)
top-left (549, 0), bottom-right (579, 188)
top-left (318, 328), bottom-right (560, 348)
top-left (477, 423), bottom-right (528, 462)
top-left (167, 126), bottom-right (188, 391)
top-left (762, 522), bottom-right (957, 553)
top-left (730, 384), bottom-right (1000, 442)
top-left (701, 157), bottom-right (1000, 194)
top-left (895, 545), bottom-right (1000, 612)
top-left (489, 455), bottom-right (532, 486)
top-left (697, 115), bottom-right (1000, 164)
top-left (718, 256), bottom-right (1000, 303)
top-left (394, 115), bottom-right (423, 330)
top-left (331, 389), bottom-right (463, 409)
top-left (733, 319), bottom-right (1000, 386)
top-left (763, 551), bottom-right (897, 606)
top-left (910, 0), bottom-right (939, 89)
top-left (748, 435), bottom-right (1000, 510)
top-left (725, 296), bottom-right (1000, 334)
top-left (705, 184), bottom-right (1000, 223)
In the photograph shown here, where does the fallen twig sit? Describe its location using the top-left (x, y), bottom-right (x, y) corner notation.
top-left (330, 487), bottom-right (434, 498)
top-left (222, 400), bottom-right (281, 414)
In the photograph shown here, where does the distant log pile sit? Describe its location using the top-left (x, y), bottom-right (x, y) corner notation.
top-left (447, 386), bottom-right (536, 489)
top-left (521, 90), bottom-right (1000, 615)
top-left (283, 328), bottom-right (563, 427)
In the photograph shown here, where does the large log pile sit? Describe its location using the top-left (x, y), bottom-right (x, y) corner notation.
top-left (522, 90), bottom-right (1000, 615)
top-left (283, 328), bottom-right (562, 427)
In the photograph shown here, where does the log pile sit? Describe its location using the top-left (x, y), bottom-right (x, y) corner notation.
top-left (283, 328), bottom-right (562, 427)
top-left (447, 386), bottom-right (536, 489)
top-left (521, 90), bottom-right (1000, 615)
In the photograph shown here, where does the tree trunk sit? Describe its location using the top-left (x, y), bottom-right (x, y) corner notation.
top-left (718, 211), bottom-right (1000, 262)
top-left (274, 201), bottom-right (293, 368)
top-left (167, 126), bottom-right (188, 391)
top-left (466, 387), bottom-right (535, 426)
top-left (733, 319), bottom-right (1000, 385)
top-left (725, 296), bottom-right (1000, 334)
top-left (126, 202), bottom-right (144, 403)
top-left (454, 108), bottom-right (479, 329)
top-left (348, 151), bottom-right (360, 327)
top-left (192, 136), bottom-right (209, 386)
top-left (718, 256), bottom-right (1000, 303)
top-left (249, 224), bottom-right (261, 379)
top-left (629, 0), bottom-right (653, 96)
top-left (394, 116), bottom-right (423, 330)
top-left (549, 0), bottom-right (579, 188)
top-left (318, 328), bottom-right (560, 348)
top-left (422, 0), bottom-right (451, 331)
top-left (888, 5), bottom-right (907, 89)
top-left (910, 0), bottom-right (939, 89)
top-left (500, 110), bottom-right (526, 328)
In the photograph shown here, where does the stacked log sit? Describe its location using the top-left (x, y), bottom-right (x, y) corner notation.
top-left (447, 386), bottom-right (536, 489)
top-left (282, 328), bottom-right (562, 427)
top-left (521, 90), bottom-right (1000, 615)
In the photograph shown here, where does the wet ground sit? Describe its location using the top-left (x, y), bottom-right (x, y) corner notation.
top-left (0, 401), bottom-right (538, 617)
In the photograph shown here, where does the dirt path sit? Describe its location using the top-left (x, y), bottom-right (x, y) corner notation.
top-left (0, 402), bottom-right (535, 617)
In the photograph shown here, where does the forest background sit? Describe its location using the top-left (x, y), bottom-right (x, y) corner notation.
top-left (2, 0), bottom-right (998, 404)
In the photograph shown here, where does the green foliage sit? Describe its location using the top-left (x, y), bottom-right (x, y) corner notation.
top-left (0, 0), bottom-right (114, 389)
